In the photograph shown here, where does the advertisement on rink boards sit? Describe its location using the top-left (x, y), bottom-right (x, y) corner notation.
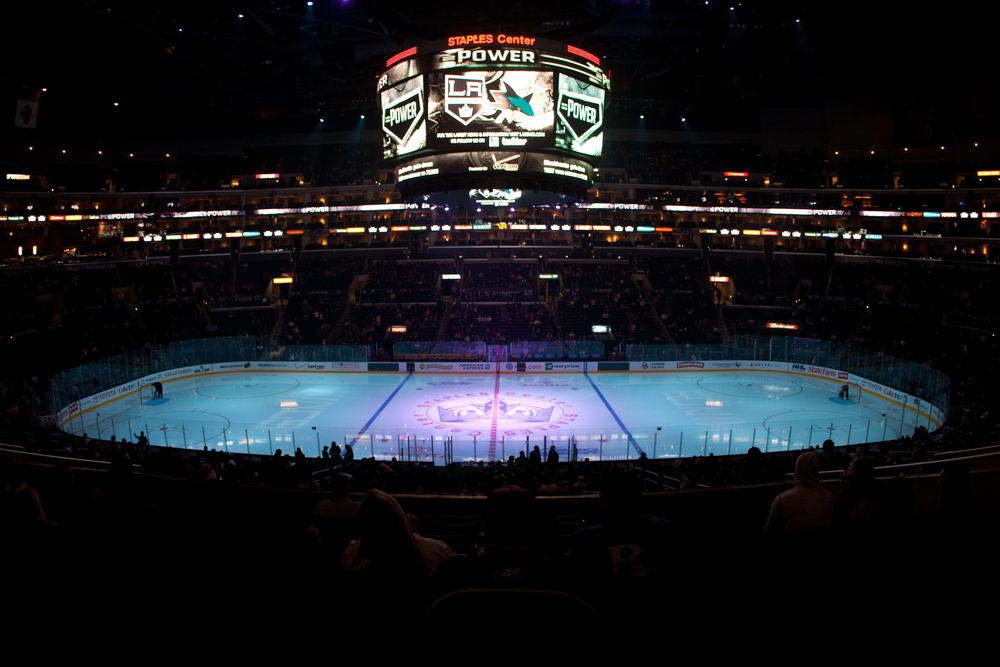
top-left (415, 362), bottom-right (495, 373)
top-left (78, 379), bottom-right (140, 412)
top-left (58, 360), bottom-right (406, 427)
top-left (844, 373), bottom-right (901, 402)
top-left (211, 361), bottom-right (369, 372)
top-left (523, 361), bottom-right (585, 372)
top-left (627, 360), bottom-right (792, 372)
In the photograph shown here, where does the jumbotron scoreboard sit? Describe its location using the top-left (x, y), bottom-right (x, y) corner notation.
top-left (378, 34), bottom-right (609, 196)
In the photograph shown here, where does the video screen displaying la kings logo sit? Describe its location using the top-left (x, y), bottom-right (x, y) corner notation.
top-left (427, 70), bottom-right (554, 151)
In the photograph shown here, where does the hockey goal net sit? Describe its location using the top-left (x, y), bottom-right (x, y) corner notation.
top-left (839, 381), bottom-right (864, 404)
top-left (138, 382), bottom-right (162, 404)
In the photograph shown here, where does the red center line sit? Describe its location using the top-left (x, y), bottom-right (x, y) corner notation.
top-left (488, 370), bottom-right (501, 461)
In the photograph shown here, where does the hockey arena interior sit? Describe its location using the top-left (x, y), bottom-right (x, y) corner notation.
top-left (2, 0), bottom-right (998, 650)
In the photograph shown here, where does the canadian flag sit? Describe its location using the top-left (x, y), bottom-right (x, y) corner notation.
top-left (14, 99), bottom-right (39, 129)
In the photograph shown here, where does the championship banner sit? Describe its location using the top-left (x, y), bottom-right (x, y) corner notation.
top-left (14, 99), bottom-right (39, 129)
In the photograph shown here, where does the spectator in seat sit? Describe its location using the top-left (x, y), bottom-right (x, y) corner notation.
top-left (764, 451), bottom-right (834, 534)
top-left (329, 442), bottom-right (343, 468)
top-left (315, 473), bottom-right (361, 553)
top-left (438, 485), bottom-right (555, 583)
top-left (340, 489), bottom-right (452, 575)
top-left (567, 468), bottom-right (671, 577)
top-left (832, 454), bottom-right (882, 529)
top-left (936, 462), bottom-right (981, 528)
top-left (0, 453), bottom-right (48, 529)
top-left (316, 473), bottom-right (360, 522)
top-left (819, 439), bottom-right (848, 472)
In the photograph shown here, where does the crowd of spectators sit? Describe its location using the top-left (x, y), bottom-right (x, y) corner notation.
top-left (335, 304), bottom-right (442, 345)
top-left (559, 291), bottom-right (659, 343)
top-left (447, 303), bottom-right (552, 344)
top-left (559, 262), bottom-right (633, 290)
top-left (362, 260), bottom-right (442, 303)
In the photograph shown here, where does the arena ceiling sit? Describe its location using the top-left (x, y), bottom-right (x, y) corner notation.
top-left (2, 1), bottom-right (994, 146)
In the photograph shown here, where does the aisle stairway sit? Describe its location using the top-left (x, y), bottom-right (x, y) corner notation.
top-left (435, 302), bottom-right (454, 341)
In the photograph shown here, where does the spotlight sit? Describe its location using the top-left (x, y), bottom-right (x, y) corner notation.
top-left (320, 118), bottom-right (325, 122)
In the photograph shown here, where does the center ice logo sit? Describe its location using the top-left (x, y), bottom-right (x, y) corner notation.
top-left (438, 398), bottom-right (554, 423)
top-left (415, 392), bottom-right (577, 435)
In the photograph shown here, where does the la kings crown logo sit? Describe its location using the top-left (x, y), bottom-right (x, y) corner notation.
top-left (444, 75), bottom-right (488, 125)
top-left (557, 91), bottom-right (603, 144)
top-left (383, 87), bottom-right (424, 145)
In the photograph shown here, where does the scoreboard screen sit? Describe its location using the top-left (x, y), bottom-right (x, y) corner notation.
top-left (555, 74), bottom-right (604, 158)
top-left (427, 70), bottom-right (554, 151)
top-left (381, 75), bottom-right (427, 159)
top-left (379, 35), bottom-right (608, 181)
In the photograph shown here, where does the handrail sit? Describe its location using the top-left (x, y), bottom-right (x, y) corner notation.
top-left (931, 444), bottom-right (1000, 458)
top-left (784, 449), bottom-right (1000, 482)
top-left (2, 447), bottom-right (144, 473)
top-left (627, 462), bottom-right (707, 490)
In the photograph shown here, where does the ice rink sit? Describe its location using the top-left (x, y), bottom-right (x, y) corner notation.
top-left (70, 370), bottom-right (933, 462)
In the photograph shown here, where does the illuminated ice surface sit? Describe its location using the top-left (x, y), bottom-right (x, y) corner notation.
top-left (72, 371), bottom-right (931, 463)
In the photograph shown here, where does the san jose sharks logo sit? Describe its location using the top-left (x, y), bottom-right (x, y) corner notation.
top-left (487, 81), bottom-right (536, 124)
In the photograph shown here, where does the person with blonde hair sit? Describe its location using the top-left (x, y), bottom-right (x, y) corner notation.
top-left (764, 451), bottom-right (834, 534)
top-left (340, 489), bottom-right (452, 575)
